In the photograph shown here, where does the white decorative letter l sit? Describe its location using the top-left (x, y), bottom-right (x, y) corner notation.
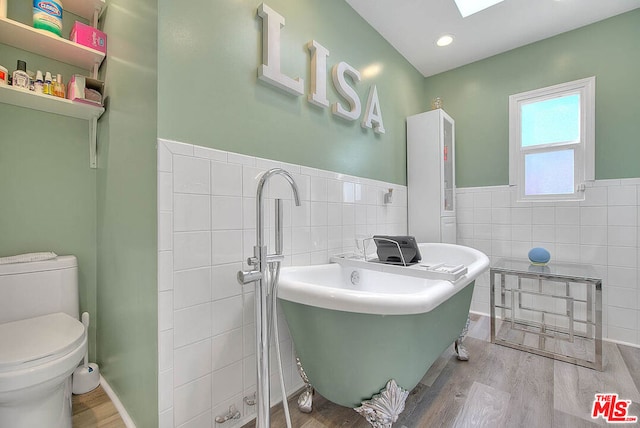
top-left (257, 3), bottom-right (304, 96)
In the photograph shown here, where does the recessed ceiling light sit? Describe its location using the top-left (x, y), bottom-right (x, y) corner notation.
top-left (454, 0), bottom-right (504, 17)
top-left (436, 35), bottom-right (454, 47)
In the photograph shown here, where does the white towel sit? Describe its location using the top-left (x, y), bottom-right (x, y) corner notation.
top-left (0, 252), bottom-right (58, 264)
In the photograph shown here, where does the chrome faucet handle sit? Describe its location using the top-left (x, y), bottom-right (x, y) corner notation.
top-left (237, 269), bottom-right (262, 285)
top-left (247, 254), bottom-right (284, 266)
top-left (215, 405), bottom-right (241, 423)
top-left (266, 254), bottom-right (285, 263)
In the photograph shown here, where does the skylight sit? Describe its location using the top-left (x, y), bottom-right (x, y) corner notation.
top-left (454, 0), bottom-right (504, 17)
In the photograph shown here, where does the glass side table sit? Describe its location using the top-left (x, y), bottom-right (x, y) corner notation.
top-left (490, 258), bottom-right (602, 370)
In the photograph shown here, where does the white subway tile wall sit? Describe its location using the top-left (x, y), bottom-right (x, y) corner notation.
top-left (157, 139), bottom-right (407, 427)
top-left (457, 183), bottom-right (640, 348)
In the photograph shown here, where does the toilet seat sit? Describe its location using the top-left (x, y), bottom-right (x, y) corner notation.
top-left (0, 313), bottom-right (86, 394)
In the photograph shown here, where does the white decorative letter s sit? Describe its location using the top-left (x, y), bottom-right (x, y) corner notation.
top-left (362, 85), bottom-right (385, 134)
top-left (257, 3), bottom-right (304, 96)
top-left (331, 61), bottom-right (361, 121)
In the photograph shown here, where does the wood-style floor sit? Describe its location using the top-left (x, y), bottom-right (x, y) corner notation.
top-left (243, 314), bottom-right (640, 427)
top-left (73, 385), bottom-right (126, 428)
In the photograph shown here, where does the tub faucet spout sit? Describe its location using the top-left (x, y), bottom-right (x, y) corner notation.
top-left (237, 168), bottom-right (301, 428)
top-left (257, 168), bottom-right (301, 257)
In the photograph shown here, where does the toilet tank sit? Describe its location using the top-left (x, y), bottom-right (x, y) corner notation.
top-left (0, 256), bottom-right (79, 324)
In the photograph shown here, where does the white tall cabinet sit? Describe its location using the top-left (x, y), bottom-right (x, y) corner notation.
top-left (407, 109), bottom-right (456, 243)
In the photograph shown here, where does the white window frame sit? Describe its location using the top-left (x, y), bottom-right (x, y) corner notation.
top-left (509, 76), bottom-right (595, 202)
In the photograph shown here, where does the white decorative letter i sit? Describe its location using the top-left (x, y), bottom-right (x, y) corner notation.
top-left (257, 3), bottom-right (304, 96)
top-left (307, 40), bottom-right (330, 108)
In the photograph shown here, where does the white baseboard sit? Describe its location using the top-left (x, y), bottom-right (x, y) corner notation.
top-left (100, 375), bottom-right (137, 428)
top-left (469, 310), bottom-right (490, 317)
top-left (469, 310), bottom-right (640, 349)
top-left (603, 337), bottom-right (640, 350)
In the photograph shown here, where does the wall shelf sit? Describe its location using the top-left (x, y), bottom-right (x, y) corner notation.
top-left (0, 85), bottom-right (104, 168)
top-left (0, 18), bottom-right (105, 71)
top-left (63, 0), bottom-right (106, 22)
top-left (0, 0), bottom-right (107, 168)
top-left (0, 84), bottom-right (103, 119)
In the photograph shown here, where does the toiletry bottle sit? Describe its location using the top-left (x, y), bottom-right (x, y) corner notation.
top-left (28, 70), bottom-right (35, 91)
top-left (34, 70), bottom-right (44, 94)
top-left (0, 0), bottom-right (7, 19)
top-left (12, 60), bottom-right (30, 90)
top-left (43, 71), bottom-right (52, 95)
top-left (53, 73), bottom-right (65, 98)
top-left (0, 65), bottom-right (8, 85)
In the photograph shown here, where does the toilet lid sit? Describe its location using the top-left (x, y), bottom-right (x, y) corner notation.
top-left (0, 313), bottom-right (85, 371)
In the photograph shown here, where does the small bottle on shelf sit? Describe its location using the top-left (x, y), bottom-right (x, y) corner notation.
top-left (12, 60), bottom-right (30, 90)
top-left (53, 73), bottom-right (65, 98)
top-left (34, 70), bottom-right (44, 94)
top-left (27, 70), bottom-right (35, 91)
top-left (0, 65), bottom-right (7, 85)
top-left (43, 71), bottom-right (52, 95)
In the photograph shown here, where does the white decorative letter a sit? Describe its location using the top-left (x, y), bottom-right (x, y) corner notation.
top-left (257, 3), bottom-right (304, 96)
top-left (362, 85), bottom-right (385, 134)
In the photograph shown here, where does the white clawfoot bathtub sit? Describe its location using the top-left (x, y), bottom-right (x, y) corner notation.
top-left (277, 243), bottom-right (489, 424)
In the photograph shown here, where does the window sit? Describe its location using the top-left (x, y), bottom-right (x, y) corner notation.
top-left (509, 77), bottom-right (595, 202)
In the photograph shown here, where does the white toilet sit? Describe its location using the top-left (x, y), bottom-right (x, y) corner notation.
top-left (0, 256), bottom-right (87, 428)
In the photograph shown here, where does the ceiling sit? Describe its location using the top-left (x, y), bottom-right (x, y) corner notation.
top-left (346, 0), bottom-right (640, 77)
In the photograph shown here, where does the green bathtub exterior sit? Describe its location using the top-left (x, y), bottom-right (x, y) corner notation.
top-left (280, 281), bottom-right (475, 408)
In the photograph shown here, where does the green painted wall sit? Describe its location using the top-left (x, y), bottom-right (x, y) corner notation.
top-left (0, 2), bottom-right (98, 359)
top-left (2, 1), bottom-right (158, 426)
top-left (7, 3), bottom-right (637, 427)
top-left (95, 0), bottom-right (158, 427)
top-left (424, 9), bottom-right (640, 188)
top-left (158, 0), bottom-right (426, 185)
top-left (0, 106), bottom-right (98, 355)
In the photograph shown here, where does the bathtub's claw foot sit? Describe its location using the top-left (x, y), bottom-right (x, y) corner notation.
top-left (454, 315), bottom-right (471, 361)
top-left (297, 385), bottom-right (314, 413)
top-left (296, 357), bottom-right (314, 413)
top-left (454, 339), bottom-right (469, 361)
top-left (354, 379), bottom-right (409, 428)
